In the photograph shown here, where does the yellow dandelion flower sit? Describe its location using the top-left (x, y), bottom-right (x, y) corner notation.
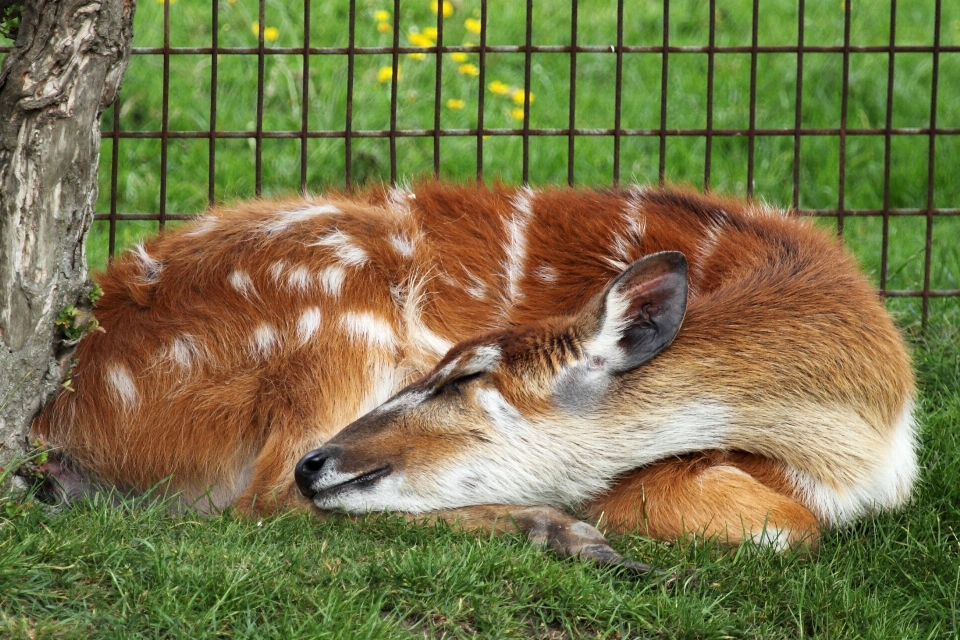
top-left (251, 22), bottom-right (279, 42)
top-left (377, 22), bottom-right (392, 33)
top-left (431, 0), bottom-right (454, 18)
top-left (458, 63), bottom-right (479, 77)
top-left (156, 0), bottom-right (178, 4)
top-left (228, 0), bottom-right (236, 4)
top-left (511, 107), bottom-right (526, 120)
top-left (423, 27), bottom-right (438, 39)
top-left (451, 52), bottom-right (468, 63)
top-left (464, 18), bottom-right (482, 34)
top-left (408, 52), bottom-right (427, 60)
top-left (408, 32), bottom-right (434, 47)
top-left (488, 80), bottom-right (510, 95)
top-left (511, 88), bottom-right (534, 105)
top-left (374, 10), bottom-right (390, 22)
top-left (447, 98), bottom-right (466, 110)
top-left (377, 66), bottom-right (400, 83)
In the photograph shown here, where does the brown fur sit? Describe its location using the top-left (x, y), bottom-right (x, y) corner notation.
top-left (586, 453), bottom-right (819, 546)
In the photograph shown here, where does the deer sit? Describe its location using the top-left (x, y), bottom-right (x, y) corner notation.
top-left (30, 182), bottom-right (917, 567)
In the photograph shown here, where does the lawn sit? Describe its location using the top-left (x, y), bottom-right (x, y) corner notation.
top-left (3, 0), bottom-right (960, 637)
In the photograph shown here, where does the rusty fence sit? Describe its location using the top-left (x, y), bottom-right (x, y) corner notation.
top-left (1, 0), bottom-right (958, 323)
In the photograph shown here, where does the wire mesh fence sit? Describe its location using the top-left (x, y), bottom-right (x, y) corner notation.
top-left (2, 0), bottom-right (958, 323)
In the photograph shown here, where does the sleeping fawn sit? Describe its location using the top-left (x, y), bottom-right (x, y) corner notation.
top-left (32, 182), bottom-right (916, 561)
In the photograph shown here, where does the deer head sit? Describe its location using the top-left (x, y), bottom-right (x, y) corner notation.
top-left (295, 251), bottom-right (688, 513)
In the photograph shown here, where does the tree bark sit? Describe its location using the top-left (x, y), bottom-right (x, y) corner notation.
top-left (0, 0), bottom-right (135, 479)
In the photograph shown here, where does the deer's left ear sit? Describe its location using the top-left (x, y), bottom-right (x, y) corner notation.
top-left (583, 251), bottom-right (688, 373)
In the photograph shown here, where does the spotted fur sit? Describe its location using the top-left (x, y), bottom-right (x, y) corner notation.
top-left (32, 182), bottom-right (916, 547)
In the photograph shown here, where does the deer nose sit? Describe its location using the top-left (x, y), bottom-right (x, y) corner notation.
top-left (294, 448), bottom-right (332, 498)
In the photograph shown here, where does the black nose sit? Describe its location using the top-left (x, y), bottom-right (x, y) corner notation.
top-left (294, 448), bottom-right (331, 498)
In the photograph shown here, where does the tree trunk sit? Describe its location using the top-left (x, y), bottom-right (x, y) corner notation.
top-left (0, 0), bottom-right (135, 480)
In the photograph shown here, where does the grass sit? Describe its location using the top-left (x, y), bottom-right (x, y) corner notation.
top-left (2, 0), bottom-right (960, 637)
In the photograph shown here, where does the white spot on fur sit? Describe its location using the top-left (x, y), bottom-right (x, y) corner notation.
top-left (228, 270), bottom-right (257, 298)
top-left (131, 244), bottom-right (161, 282)
top-left (534, 264), bottom-right (558, 284)
top-left (296, 307), bottom-right (323, 345)
top-left (318, 266), bottom-right (346, 297)
top-left (390, 233), bottom-right (415, 258)
top-left (501, 187), bottom-right (535, 308)
top-left (166, 334), bottom-right (201, 370)
top-left (107, 364), bottom-right (137, 406)
top-left (313, 229), bottom-right (368, 267)
top-left (340, 312), bottom-right (396, 350)
top-left (286, 265), bottom-right (312, 291)
top-left (269, 260), bottom-right (287, 283)
top-left (249, 324), bottom-right (278, 358)
top-left (262, 204), bottom-right (341, 234)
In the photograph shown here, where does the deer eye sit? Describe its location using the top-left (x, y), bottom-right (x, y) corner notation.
top-left (439, 371), bottom-right (483, 397)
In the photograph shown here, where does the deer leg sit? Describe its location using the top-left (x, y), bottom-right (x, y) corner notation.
top-left (584, 453), bottom-right (820, 549)
top-left (233, 401), bottom-right (328, 517)
top-left (234, 439), bottom-right (314, 517)
top-left (410, 505), bottom-right (657, 574)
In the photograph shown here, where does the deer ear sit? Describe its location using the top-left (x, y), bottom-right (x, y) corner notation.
top-left (584, 251), bottom-right (688, 373)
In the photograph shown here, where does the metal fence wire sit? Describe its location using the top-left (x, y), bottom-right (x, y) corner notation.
top-left (4, 0), bottom-right (959, 323)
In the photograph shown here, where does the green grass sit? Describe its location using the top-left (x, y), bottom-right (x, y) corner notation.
top-left (1, 314), bottom-right (959, 638)
top-left (2, 1), bottom-right (960, 637)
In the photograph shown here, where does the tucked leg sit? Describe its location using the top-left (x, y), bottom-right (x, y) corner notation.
top-left (411, 505), bottom-right (657, 573)
top-left (585, 453), bottom-right (820, 549)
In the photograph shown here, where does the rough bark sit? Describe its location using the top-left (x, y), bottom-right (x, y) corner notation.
top-left (0, 0), bottom-right (135, 479)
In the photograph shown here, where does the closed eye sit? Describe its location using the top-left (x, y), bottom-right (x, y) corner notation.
top-left (437, 371), bottom-right (484, 397)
